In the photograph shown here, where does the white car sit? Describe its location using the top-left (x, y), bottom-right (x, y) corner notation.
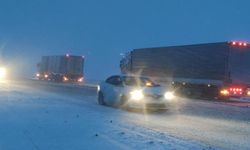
top-left (97, 75), bottom-right (175, 109)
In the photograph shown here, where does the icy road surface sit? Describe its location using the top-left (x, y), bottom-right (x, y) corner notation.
top-left (0, 80), bottom-right (250, 150)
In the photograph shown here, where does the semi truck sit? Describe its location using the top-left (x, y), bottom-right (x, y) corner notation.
top-left (36, 54), bottom-right (84, 82)
top-left (120, 41), bottom-right (250, 99)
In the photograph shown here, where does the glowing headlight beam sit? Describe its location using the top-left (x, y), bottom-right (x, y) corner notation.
top-left (44, 74), bottom-right (49, 78)
top-left (63, 76), bottom-right (69, 81)
top-left (164, 92), bottom-right (174, 100)
top-left (130, 90), bottom-right (144, 101)
top-left (0, 67), bottom-right (7, 79)
top-left (97, 85), bottom-right (100, 92)
top-left (78, 77), bottom-right (84, 82)
top-left (220, 89), bottom-right (229, 95)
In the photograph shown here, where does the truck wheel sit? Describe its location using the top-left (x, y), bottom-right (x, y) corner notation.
top-left (98, 92), bottom-right (106, 105)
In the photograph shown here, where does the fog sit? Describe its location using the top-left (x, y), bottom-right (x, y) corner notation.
top-left (1, 0), bottom-right (250, 80)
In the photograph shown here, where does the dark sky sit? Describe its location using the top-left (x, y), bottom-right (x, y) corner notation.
top-left (0, 0), bottom-right (250, 79)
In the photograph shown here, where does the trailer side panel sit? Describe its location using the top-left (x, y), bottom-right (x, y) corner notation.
top-left (130, 43), bottom-right (229, 81)
top-left (229, 46), bottom-right (250, 84)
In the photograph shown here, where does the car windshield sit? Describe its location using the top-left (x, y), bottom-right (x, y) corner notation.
top-left (122, 76), bottom-right (159, 87)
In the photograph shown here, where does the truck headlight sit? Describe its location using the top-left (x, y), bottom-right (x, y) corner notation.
top-left (0, 67), bottom-right (7, 79)
top-left (78, 77), bottom-right (83, 82)
top-left (44, 74), bottom-right (49, 78)
top-left (63, 76), bottom-right (69, 81)
top-left (164, 92), bottom-right (174, 100)
top-left (130, 90), bottom-right (144, 101)
top-left (220, 89), bottom-right (229, 96)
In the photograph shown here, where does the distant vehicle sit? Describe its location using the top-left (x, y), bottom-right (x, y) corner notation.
top-left (36, 54), bottom-right (84, 82)
top-left (120, 41), bottom-right (250, 100)
top-left (97, 75), bottom-right (175, 109)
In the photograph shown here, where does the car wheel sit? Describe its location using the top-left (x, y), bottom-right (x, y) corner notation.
top-left (98, 91), bottom-right (106, 105)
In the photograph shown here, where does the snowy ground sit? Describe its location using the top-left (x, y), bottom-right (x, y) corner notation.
top-left (0, 80), bottom-right (249, 150)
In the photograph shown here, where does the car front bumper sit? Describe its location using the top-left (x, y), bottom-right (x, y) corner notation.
top-left (126, 97), bottom-right (173, 109)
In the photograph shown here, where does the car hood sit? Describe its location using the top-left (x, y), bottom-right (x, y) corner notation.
top-left (124, 86), bottom-right (169, 95)
top-left (143, 86), bottom-right (166, 95)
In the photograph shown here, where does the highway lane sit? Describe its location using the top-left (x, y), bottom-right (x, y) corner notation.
top-left (1, 79), bottom-right (250, 150)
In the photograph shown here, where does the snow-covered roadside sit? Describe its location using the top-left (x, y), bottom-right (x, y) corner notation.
top-left (0, 81), bottom-right (215, 150)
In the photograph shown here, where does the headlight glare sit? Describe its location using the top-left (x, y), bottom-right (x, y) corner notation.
top-left (0, 67), bottom-right (7, 79)
top-left (63, 76), bottom-right (69, 81)
top-left (130, 90), bottom-right (144, 101)
top-left (164, 92), bottom-right (174, 100)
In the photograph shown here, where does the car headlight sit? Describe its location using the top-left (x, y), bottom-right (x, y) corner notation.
top-left (164, 92), bottom-right (174, 100)
top-left (0, 67), bottom-right (7, 79)
top-left (130, 90), bottom-right (144, 101)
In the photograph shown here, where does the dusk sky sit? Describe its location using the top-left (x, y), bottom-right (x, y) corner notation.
top-left (0, 0), bottom-right (250, 80)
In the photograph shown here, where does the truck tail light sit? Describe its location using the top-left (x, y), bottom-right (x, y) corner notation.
top-left (230, 41), bottom-right (248, 47)
top-left (228, 87), bottom-right (244, 95)
top-left (229, 88), bottom-right (242, 92)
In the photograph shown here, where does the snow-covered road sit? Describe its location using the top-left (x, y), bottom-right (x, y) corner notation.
top-left (0, 80), bottom-right (249, 150)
